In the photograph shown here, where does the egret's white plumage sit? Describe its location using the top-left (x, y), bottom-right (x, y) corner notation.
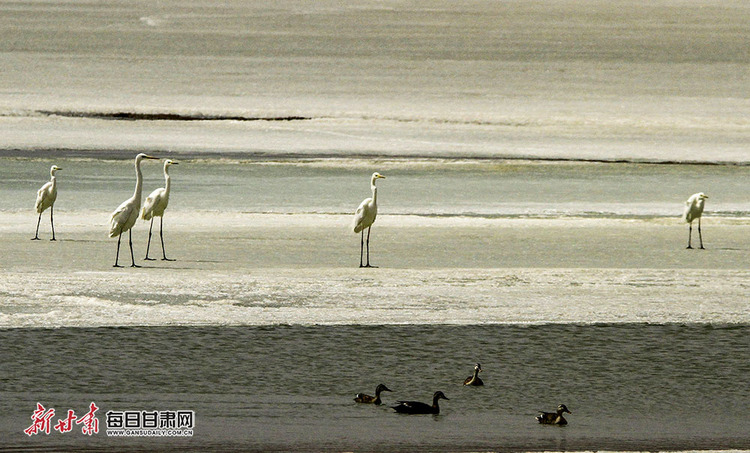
top-left (109, 153), bottom-right (159, 267)
top-left (141, 159), bottom-right (178, 260)
top-left (682, 192), bottom-right (708, 249)
top-left (353, 172), bottom-right (386, 267)
top-left (32, 165), bottom-right (62, 241)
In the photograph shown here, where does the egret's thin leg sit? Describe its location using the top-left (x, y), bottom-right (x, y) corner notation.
top-left (363, 227), bottom-right (377, 268)
top-left (49, 206), bottom-right (56, 241)
top-left (144, 218), bottom-right (155, 260)
top-left (160, 216), bottom-right (174, 261)
top-left (129, 229), bottom-right (140, 268)
top-left (114, 233), bottom-right (123, 267)
top-left (32, 212), bottom-right (42, 240)
top-left (686, 223), bottom-right (693, 249)
top-left (698, 218), bottom-right (704, 249)
top-left (359, 230), bottom-right (365, 267)
top-left (366, 227), bottom-right (371, 267)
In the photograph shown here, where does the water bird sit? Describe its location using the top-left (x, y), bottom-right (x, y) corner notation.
top-left (353, 172), bottom-right (386, 268)
top-left (683, 192), bottom-right (708, 249)
top-left (109, 153), bottom-right (159, 267)
top-left (32, 165), bottom-right (62, 241)
top-left (141, 159), bottom-right (179, 261)
top-left (392, 391), bottom-right (448, 415)
top-left (536, 404), bottom-right (571, 425)
top-left (463, 363), bottom-right (484, 386)
top-left (354, 384), bottom-right (392, 405)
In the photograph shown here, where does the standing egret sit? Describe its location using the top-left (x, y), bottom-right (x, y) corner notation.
top-left (141, 159), bottom-right (179, 261)
top-left (32, 165), bottom-right (62, 241)
top-left (683, 192), bottom-right (708, 249)
top-left (109, 153), bottom-right (159, 267)
top-left (353, 172), bottom-right (386, 268)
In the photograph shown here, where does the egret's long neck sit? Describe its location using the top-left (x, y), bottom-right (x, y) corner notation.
top-left (134, 159), bottom-right (144, 201)
top-left (50, 171), bottom-right (57, 186)
top-left (371, 179), bottom-right (378, 204)
top-left (164, 166), bottom-right (171, 193)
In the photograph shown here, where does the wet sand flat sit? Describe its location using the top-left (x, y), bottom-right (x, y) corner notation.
top-left (2, 212), bottom-right (748, 327)
top-left (2, 212), bottom-right (748, 271)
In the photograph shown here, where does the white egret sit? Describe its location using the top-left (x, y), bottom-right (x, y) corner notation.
top-left (109, 153), bottom-right (159, 267)
top-left (32, 165), bottom-right (62, 241)
top-left (682, 192), bottom-right (708, 249)
top-left (141, 159), bottom-right (179, 261)
top-left (352, 172), bottom-right (386, 268)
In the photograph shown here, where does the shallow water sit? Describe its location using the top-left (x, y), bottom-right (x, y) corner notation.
top-left (1, 325), bottom-right (748, 452)
top-left (3, 158), bottom-right (750, 218)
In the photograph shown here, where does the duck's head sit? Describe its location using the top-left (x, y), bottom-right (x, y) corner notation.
top-left (558, 404), bottom-right (571, 414)
top-left (474, 363), bottom-right (482, 373)
top-left (376, 384), bottom-right (392, 393)
top-left (433, 391), bottom-right (449, 401)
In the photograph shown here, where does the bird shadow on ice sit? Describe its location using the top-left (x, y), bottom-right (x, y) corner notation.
top-left (139, 265), bottom-right (195, 270)
top-left (54, 239), bottom-right (100, 243)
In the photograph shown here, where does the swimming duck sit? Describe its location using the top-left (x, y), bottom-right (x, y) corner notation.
top-left (463, 363), bottom-right (484, 386)
top-left (392, 391), bottom-right (449, 415)
top-left (536, 404), bottom-right (571, 425)
top-left (354, 384), bottom-right (392, 405)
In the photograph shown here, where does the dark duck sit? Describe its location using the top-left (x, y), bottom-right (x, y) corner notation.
top-left (354, 384), bottom-right (392, 405)
top-left (536, 404), bottom-right (571, 425)
top-left (463, 363), bottom-right (484, 386)
top-left (392, 391), bottom-right (449, 415)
